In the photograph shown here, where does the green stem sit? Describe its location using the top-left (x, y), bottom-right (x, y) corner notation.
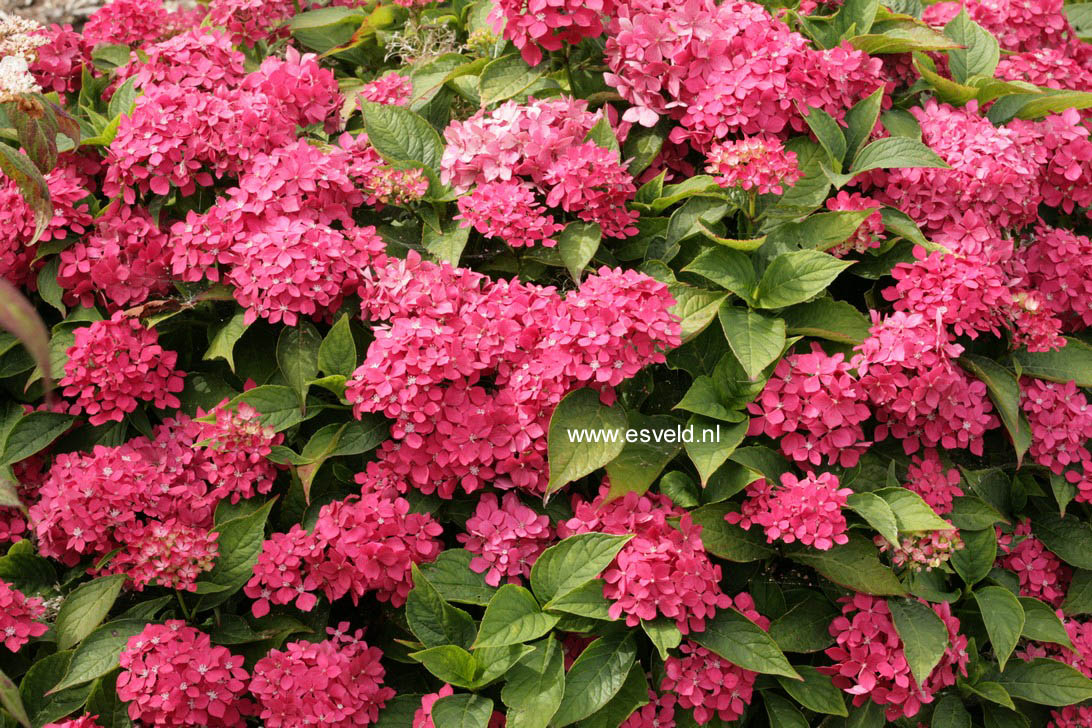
top-left (176, 591), bottom-right (194, 622)
top-left (562, 47), bottom-right (579, 97)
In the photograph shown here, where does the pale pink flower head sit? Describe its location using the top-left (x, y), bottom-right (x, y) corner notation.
top-left (825, 191), bottom-right (884, 257)
top-left (707, 136), bottom-right (801, 195)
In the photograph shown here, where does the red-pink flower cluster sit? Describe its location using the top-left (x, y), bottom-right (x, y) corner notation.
top-left (822, 595), bottom-right (969, 720)
top-left (59, 313), bottom-right (184, 426)
top-left (359, 73), bottom-right (413, 106)
top-left (1019, 616), bottom-right (1092, 678)
top-left (244, 476), bottom-right (443, 616)
top-left (825, 191), bottom-right (884, 257)
top-left (1021, 378), bottom-right (1092, 501)
top-left (1050, 706), bottom-right (1092, 728)
top-left (854, 312), bottom-right (1000, 455)
top-left (207, 0), bottom-right (297, 46)
top-left (996, 519), bottom-right (1073, 606)
top-left (454, 181), bottom-right (564, 247)
top-left (727, 471), bottom-right (852, 550)
top-left (348, 253), bottom-right (680, 497)
top-left (104, 519), bottom-right (219, 591)
top-left (117, 621), bottom-right (254, 727)
top-left (1017, 224), bottom-right (1092, 331)
top-left (747, 344), bottom-right (871, 468)
top-left (441, 98), bottom-right (639, 238)
top-left (413, 684), bottom-right (455, 728)
top-left (29, 24), bottom-right (87, 93)
top-left (660, 594), bottom-right (768, 724)
top-left (118, 27), bottom-right (247, 93)
top-left (925, 0), bottom-right (1076, 52)
top-left (559, 485), bottom-right (730, 633)
top-left (458, 491), bottom-right (554, 586)
top-left (82, 0), bottom-right (169, 47)
top-left (0, 579), bottom-right (47, 652)
top-left (876, 526), bottom-right (963, 571)
top-left (249, 624), bottom-right (394, 728)
top-left (604, 0), bottom-right (885, 145)
top-left (706, 136), bottom-right (801, 195)
top-left (490, 0), bottom-right (617, 66)
top-left (904, 450), bottom-right (963, 515)
top-left (43, 717), bottom-right (105, 728)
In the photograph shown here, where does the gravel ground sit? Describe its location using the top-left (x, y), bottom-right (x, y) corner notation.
top-left (3, 0), bottom-right (102, 27)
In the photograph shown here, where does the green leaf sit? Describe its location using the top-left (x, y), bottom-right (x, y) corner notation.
top-left (947, 496), bottom-right (1006, 531)
top-left (670, 286), bottom-right (728, 343)
top-left (847, 492), bottom-right (900, 546)
top-left (765, 693), bottom-right (808, 728)
top-left (203, 311), bottom-right (248, 374)
top-left (999, 658), bottom-right (1092, 705)
top-left (277, 322), bottom-right (321, 408)
top-left (641, 617), bottom-right (682, 660)
top-left (501, 638), bottom-right (565, 728)
top-left (768, 596), bottom-right (839, 653)
top-left (410, 645), bottom-right (478, 687)
top-left (85, 671), bottom-right (131, 728)
top-left (849, 21), bottom-right (960, 53)
top-left (849, 136), bottom-right (950, 175)
top-left (376, 694), bottom-right (427, 728)
top-left (961, 355), bottom-right (1031, 463)
top-left (622, 124), bottom-right (665, 177)
top-left (557, 221), bottom-right (601, 282)
top-left (288, 7), bottom-right (368, 53)
top-left (962, 681), bottom-right (1015, 711)
top-left (471, 644), bottom-right (535, 689)
top-left (221, 385), bottom-right (311, 432)
top-left (318, 314), bottom-right (357, 378)
top-left (36, 258), bottom-right (65, 316)
top-left (844, 87), bottom-right (885, 164)
top-left (423, 220), bottom-right (470, 265)
top-left (545, 388), bottom-right (627, 495)
top-left (788, 535), bottom-right (907, 596)
top-left (55, 575), bottom-right (126, 651)
top-left (0, 667), bottom-right (30, 728)
top-left (360, 101), bottom-right (446, 195)
top-left (690, 608), bottom-right (800, 679)
top-left (782, 298), bottom-right (871, 344)
top-left (0, 411), bottom-right (73, 467)
top-left (479, 54), bottom-right (546, 105)
top-left (584, 117), bottom-right (620, 155)
top-left (1019, 596), bottom-right (1074, 649)
top-left (551, 632), bottom-right (637, 726)
top-left (973, 586), bottom-right (1024, 670)
top-left (766, 209), bottom-right (876, 252)
top-left (417, 549), bottom-right (498, 606)
top-left (681, 247), bottom-right (755, 302)
top-left (689, 502), bottom-right (776, 562)
top-left (717, 305), bottom-right (786, 379)
top-left (1063, 569), bottom-right (1092, 617)
top-left (406, 564), bottom-right (477, 649)
top-left (887, 598), bottom-right (949, 686)
top-left (944, 10), bottom-right (1000, 82)
top-left (875, 487), bottom-right (952, 532)
top-left (1032, 511), bottom-right (1092, 569)
top-left (51, 620), bottom-right (148, 693)
top-left (605, 413), bottom-right (683, 499)
top-left (802, 106), bottom-right (847, 170)
top-left (431, 694), bottom-right (494, 728)
top-left (932, 694), bottom-right (972, 728)
top-left (0, 146), bottom-right (52, 245)
top-left (578, 663), bottom-right (649, 728)
top-left (0, 280), bottom-right (54, 390)
top-left (1013, 338), bottom-right (1092, 386)
top-left (753, 250), bottom-right (854, 309)
top-left (532, 533), bottom-right (632, 605)
top-left (195, 499), bottom-right (275, 609)
top-left (952, 528), bottom-right (996, 586)
top-left (474, 585), bottom-right (560, 649)
top-left (777, 665), bottom-right (846, 716)
top-left (683, 416), bottom-right (747, 486)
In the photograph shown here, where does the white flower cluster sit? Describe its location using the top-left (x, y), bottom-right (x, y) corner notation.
top-left (0, 11), bottom-right (46, 101)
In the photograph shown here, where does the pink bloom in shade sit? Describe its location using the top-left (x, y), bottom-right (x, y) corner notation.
top-left (621, 690), bottom-right (677, 728)
top-left (43, 717), bottom-right (106, 728)
top-left (1019, 616), bottom-right (1092, 678)
top-left (457, 492), bottom-right (554, 586)
top-left (747, 343), bottom-right (871, 469)
top-left (243, 525), bottom-right (321, 617)
top-left (1, 156), bottom-right (94, 289)
top-left (661, 638), bottom-right (760, 724)
top-left (413, 684), bottom-right (455, 728)
top-left (57, 203), bottom-right (170, 310)
top-left (728, 472), bottom-right (852, 550)
top-left (207, 0), bottom-right (297, 46)
top-left (359, 73), bottom-right (413, 106)
top-left (82, 0), bottom-right (169, 46)
top-left (821, 594), bottom-right (969, 721)
top-left (186, 400), bottom-right (284, 503)
top-left (1008, 289), bottom-right (1068, 352)
top-left (1050, 705), bottom-right (1092, 728)
top-left (1016, 224), bottom-right (1092, 331)
top-left (29, 24), bottom-right (88, 94)
top-left (825, 191), bottom-right (884, 257)
top-left (101, 519), bottom-right (218, 591)
top-left (996, 519), bottom-right (1073, 607)
top-left (558, 485), bottom-right (731, 634)
top-left (859, 100), bottom-right (1040, 233)
top-left (59, 313), bottom-right (185, 426)
top-left (875, 525), bottom-right (963, 571)
top-left (1010, 110), bottom-right (1092, 214)
top-left (490, 0), bottom-right (618, 66)
top-left (249, 624), bottom-right (395, 728)
top-left (0, 579), bottom-right (47, 652)
top-left (904, 449), bottom-right (963, 515)
top-left (885, 246), bottom-right (1012, 339)
top-left (1020, 377), bottom-right (1092, 501)
top-left (455, 181), bottom-right (565, 248)
top-left (117, 621), bottom-right (254, 727)
top-left (115, 27), bottom-right (247, 93)
top-left (706, 136), bottom-right (801, 195)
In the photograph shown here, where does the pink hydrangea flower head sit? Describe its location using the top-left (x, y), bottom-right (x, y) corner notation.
top-left (59, 313), bottom-right (185, 426)
top-left (661, 640), bottom-right (758, 724)
top-left (0, 579), bottom-right (47, 652)
top-left (1017, 224), bottom-right (1092, 331)
top-left (876, 525), bottom-right (963, 571)
top-left (243, 47), bottom-right (342, 133)
top-left (1020, 377), bottom-right (1092, 502)
top-left (825, 191), bottom-right (884, 256)
top-left (457, 491), bottom-right (554, 586)
top-left (187, 399), bottom-right (284, 503)
top-left (117, 27), bottom-right (247, 93)
top-left (103, 518), bottom-right (218, 591)
top-left (491, 0), bottom-right (618, 66)
top-left (43, 717), bottom-right (105, 728)
top-left (1050, 705), bottom-right (1092, 728)
top-left (360, 73), bottom-right (413, 106)
top-left (117, 621), bottom-right (254, 727)
top-left (249, 625), bottom-right (395, 727)
top-left (83, 0), bottom-right (168, 46)
top-left (454, 181), bottom-right (564, 248)
top-left (727, 471), bottom-right (852, 550)
top-left (207, 0), bottom-right (297, 46)
top-left (413, 684), bottom-right (455, 728)
top-left (29, 24), bottom-right (88, 93)
top-left (621, 690), bottom-right (677, 728)
top-left (997, 518), bottom-right (1073, 606)
top-left (706, 136), bottom-right (801, 195)
top-left (904, 449), bottom-right (963, 514)
top-left (243, 525), bottom-right (322, 617)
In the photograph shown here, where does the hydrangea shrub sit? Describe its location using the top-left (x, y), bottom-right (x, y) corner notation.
top-left (1, 0), bottom-right (1092, 725)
